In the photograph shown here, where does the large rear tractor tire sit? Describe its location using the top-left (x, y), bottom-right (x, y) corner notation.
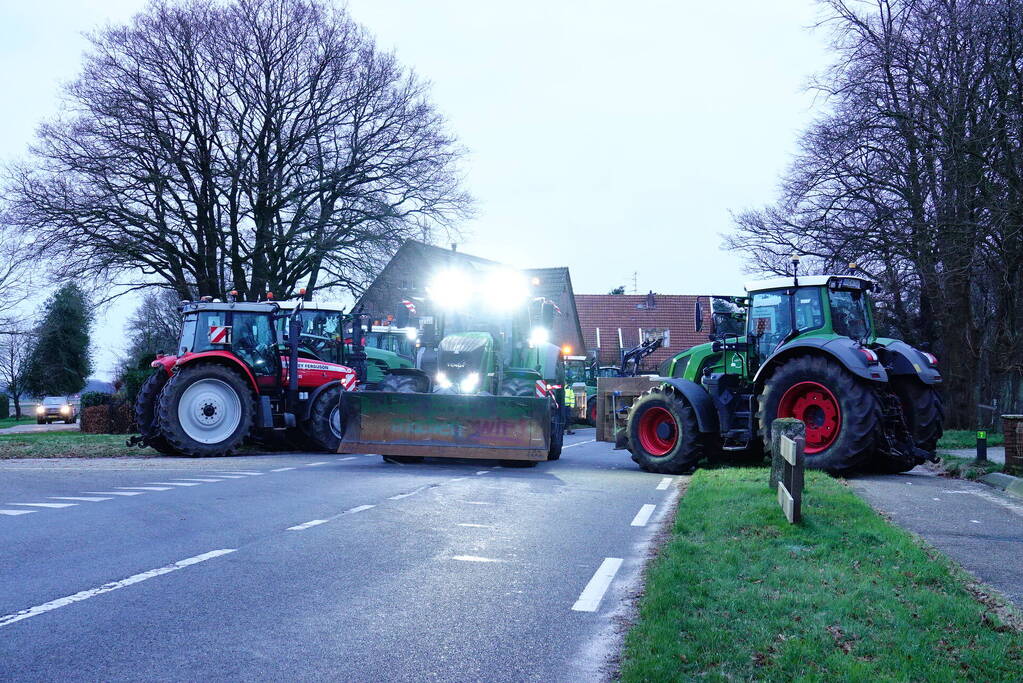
top-left (547, 403), bottom-right (565, 460)
top-left (302, 385), bottom-right (344, 452)
top-left (892, 377), bottom-right (943, 455)
top-left (134, 370), bottom-right (178, 455)
top-left (627, 386), bottom-right (709, 474)
top-left (758, 355), bottom-right (880, 474)
top-left (156, 364), bottom-right (255, 457)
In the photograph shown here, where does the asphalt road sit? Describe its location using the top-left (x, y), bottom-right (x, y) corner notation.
top-left (850, 466), bottom-right (1023, 607)
top-left (0, 430), bottom-right (682, 682)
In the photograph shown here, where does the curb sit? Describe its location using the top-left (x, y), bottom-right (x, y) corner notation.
top-left (979, 471), bottom-right (1023, 502)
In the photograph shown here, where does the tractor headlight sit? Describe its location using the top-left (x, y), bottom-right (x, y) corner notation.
top-left (435, 371), bottom-right (452, 389)
top-left (427, 269), bottom-right (473, 310)
top-left (459, 372), bottom-right (480, 393)
top-left (36, 406), bottom-right (45, 415)
top-left (528, 327), bottom-right (550, 347)
top-left (405, 327), bottom-right (418, 341)
top-left (482, 269), bottom-right (530, 310)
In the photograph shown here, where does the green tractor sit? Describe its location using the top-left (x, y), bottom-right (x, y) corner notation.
top-left (565, 336), bottom-right (664, 425)
top-left (626, 272), bottom-right (942, 475)
top-left (338, 267), bottom-right (567, 465)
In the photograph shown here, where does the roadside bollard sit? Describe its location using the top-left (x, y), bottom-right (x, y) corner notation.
top-left (976, 429), bottom-right (988, 463)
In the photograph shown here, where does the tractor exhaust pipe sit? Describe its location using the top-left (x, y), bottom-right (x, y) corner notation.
top-left (288, 308), bottom-right (302, 407)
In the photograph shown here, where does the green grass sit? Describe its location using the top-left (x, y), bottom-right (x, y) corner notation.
top-left (0, 431), bottom-right (151, 458)
top-left (938, 429), bottom-right (1004, 449)
top-left (0, 415), bottom-right (35, 429)
top-left (938, 454), bottom-right (1004, 480)
top-left (620, 468), bottom-right (1023, 681)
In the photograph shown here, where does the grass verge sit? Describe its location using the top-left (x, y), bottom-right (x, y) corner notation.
top-left (938, 454), bottom-right (1004, 480)
top-left (620, 468), bottom-right (1023, 681)
top-left (0, 431), bottom-right (153, 458)
top-left (0, 416), bottom-right (35, 429)
top-left (938, 429), bottom-right (1004, 449)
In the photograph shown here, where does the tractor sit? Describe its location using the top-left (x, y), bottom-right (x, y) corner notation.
top-left (625, 270), bottom-right (943, 475)
top-left (565, 337), bottom-right (664, 425)
top-left (338, 267), bottom-right (567, 466)
top-left (132, 297), bottom-right (358, 457)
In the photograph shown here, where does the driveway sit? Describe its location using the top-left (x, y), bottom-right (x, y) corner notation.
top-left (0, 422), bottom-right (79, 435)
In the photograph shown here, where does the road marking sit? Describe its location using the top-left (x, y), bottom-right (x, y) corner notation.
top-left (631, 504), bottom-right (656, 527)
top-left (305, 462), bottom-right (329, 467)
top-left (206, 474), bottom-right (245, 479)
top-left (971, 519), bottom-right (981, 523)
top-left (346, 504), bottom-right (375, 514)
top-left (215, 471), bottom-right (264, 476)
top-left (116, 486), bottom-right (172, 492)
top-left (563, 439), bottom-right (596, 449)
top-left (457, 523), bottom-right (492, 528)
top-left (464, 501), bottom-right (492, 505)
top-left (572, 558), bottom-right (624, 612)
top-left (9, 503), bottom-right (77, 509)
top-left (173, 478), bottom-right (223, 483)
top-left (476, 471), bottom-right (490, 475)
top-left (287, 519), bottom-right (328, 531)
top-left (966, 489), bottom-right (1023, 517)
top-left (452, 555), bottom-right (503, 563)
top-left (0, 549), bottom-right (237, 628)
top-left (0, 509), bottom-right (35, 516)
top-left (48, 496), bottom-right (112, 502)
top-left (270, 467), bottom-right (296, 472)
top-left (84, 491), bottom-right (143, 496)
top-left (388, 487), bottom-right (426, 500)
top-left (656, 477), bottom-right (673, 490)
top-left (449, 477), bottom-right (467, 482)
top-left (147, 482), bottom-right (199, 487)
top-left (340, 457), bottom-right (356, 461)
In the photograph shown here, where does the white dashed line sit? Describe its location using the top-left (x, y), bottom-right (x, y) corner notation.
top-left (388, 487), bottom-right (426, 500)
top-left (10, 503), bottom-right (77, 509)
top-left (0, 549), bottom-right (237, 628)
top-left (630, 504), bottom-right (656, 527)
top-left (656, 477), bottom-right (673, 490)
top-left (457, 523), bottom-right (492, 528)
top-left (270, 467), bottom-right (295, 472)
top-left (0, 509), bottom-right (35, 516)
top-left (173, 478), bottom-right (223, 483)
top-left (452, 555), bottom-right (503, 563)
top-left (287, 519), bottom-right (328, 531)
top-left (449, 477), bottom-right (467, 482)
top-left (572, 558), bottom-right (623, 612)
top-left (339, 457), bottom-right (357, 461)
top-left (84, 491), bottom-right (143, 496)
top-left (49, 496), bottom-right (112, 502)
top-left (563, 439), bottom-right (596, 449)
top-left (305, 462), bottom-right (329, 467)
top-left (464, 501), bottom-right (492, 505)
top-left (116, 487), bottom-right (172, 492)
top-left (147, 482), bottom-right (199, 487)
top-left (346, 504), bottom-right (375, 514)
top-left (215, 471), bottom-right (264, 476)
top-left (971, 519), bottom-right (981, 523)
top-left (206, 474), bottom-right (245, 479)
top-left (475, 471), bottom-right (490, 475)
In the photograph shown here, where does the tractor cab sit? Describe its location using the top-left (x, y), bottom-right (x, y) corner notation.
top-left (274, 301), bottom-right (347, 365)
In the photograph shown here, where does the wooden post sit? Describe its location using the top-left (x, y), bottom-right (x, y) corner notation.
top-left (772, 419), bottom-right (805, 524)
top-left (770, 418), bottom-right (805, 490)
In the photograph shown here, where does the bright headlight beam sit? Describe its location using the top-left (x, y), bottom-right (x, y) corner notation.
top-left (427, 269), bottom-right (474, 310)
top-left (459, 372), bottom-right (480, 393)
top-left (435, 371), bottom-right (452, 389)
top-left (482, 269), bottom-right (530, 311)
top-left (529, 327), bottom-right (550, 347)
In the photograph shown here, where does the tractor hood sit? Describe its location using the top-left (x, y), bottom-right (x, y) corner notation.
top-left (436, 332), bottom-right (493, 392)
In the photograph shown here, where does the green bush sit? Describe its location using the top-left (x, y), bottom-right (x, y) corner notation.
top-left (0, 393), bottom-right (9, 419)
top-left (80, 392), bottom-right (112, 408)
top-left (120, 368), bottom-right (152, 405)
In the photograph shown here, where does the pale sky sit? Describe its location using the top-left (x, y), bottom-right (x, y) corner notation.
top-left (0, 0), bottom-right (832, 379)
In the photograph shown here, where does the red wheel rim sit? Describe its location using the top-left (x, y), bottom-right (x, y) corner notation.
top-left (777, 381), bottom-right (841, 454)
top-left (637, 406), bottom-right (678, 456)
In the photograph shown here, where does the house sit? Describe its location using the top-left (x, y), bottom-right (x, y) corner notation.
top-left (574, 292), bottom-right (714, 373)
top-left (355, 240), bottom-right (585, 354)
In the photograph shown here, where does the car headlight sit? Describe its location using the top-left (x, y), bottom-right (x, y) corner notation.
top-left (60, 405), bottom-right (70, 414)
top-left (36, 406), bottom-right (45, 414)
top-left (435, 371), bottom-right (452, 389)
top-left (459, 372), bottom-right (480, 393)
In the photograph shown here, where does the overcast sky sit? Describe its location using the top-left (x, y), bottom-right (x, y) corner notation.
top-left (1, 0), bottom-right (833, 378)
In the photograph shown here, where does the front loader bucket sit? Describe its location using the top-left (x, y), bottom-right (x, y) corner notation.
top-left (338, 391), bottom-right (551, 461)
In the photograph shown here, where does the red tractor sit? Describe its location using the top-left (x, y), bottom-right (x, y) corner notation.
top-left (131, 298), bottom-right (358, 456)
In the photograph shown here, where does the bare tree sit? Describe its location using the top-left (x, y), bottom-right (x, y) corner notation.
top-left (6, 0), bottom-right (470, 301)
top-left (120, 290), bottom-right (183, 372)
top-left (0, 325), bottom-right (34, 418)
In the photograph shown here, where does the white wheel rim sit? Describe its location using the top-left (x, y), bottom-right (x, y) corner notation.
top-left (329, 405), bottom-right (343, 440)
top-left (177, 378), bottom-right (242, 444)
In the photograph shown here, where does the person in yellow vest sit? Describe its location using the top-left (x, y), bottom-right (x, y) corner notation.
top-left (564, 386), bottom-right (576, 435)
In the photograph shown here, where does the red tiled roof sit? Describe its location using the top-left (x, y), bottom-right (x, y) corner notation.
top-left (574, 293), bottom-right (712, 371)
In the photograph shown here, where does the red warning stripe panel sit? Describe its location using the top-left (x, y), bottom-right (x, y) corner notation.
top-left (209, 326), bottom-right (231, 344)
top-left (535, 380), bottom-right (547, 398)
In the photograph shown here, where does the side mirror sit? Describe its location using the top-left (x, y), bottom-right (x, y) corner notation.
top-left (711, 340), bottom-right (723, 353)
top-left (695, 299), bottom-right (704, 332)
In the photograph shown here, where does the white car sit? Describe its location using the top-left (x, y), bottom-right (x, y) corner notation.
top-left (36, 396), bottom-right (77, 424)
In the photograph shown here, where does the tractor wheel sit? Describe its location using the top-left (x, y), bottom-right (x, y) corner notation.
top-left (302, 385), bottom-right (344, 452)
top-left (156, 363), bottom-right (255, 457)
top-left (134, 371), bottom-right (178, 455)
top-left (627, 386), bottom-right (709, 474)
top-left (758, 355), bottom-right (880, 474)
top-left (892, 377), bottom-right (944, 455)
top-left (548, 403), bottom-right (565, 460)
top-left (499, 377), bottom-right (536, 397)
top-left (379, 374), bottom-right (421, 393)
